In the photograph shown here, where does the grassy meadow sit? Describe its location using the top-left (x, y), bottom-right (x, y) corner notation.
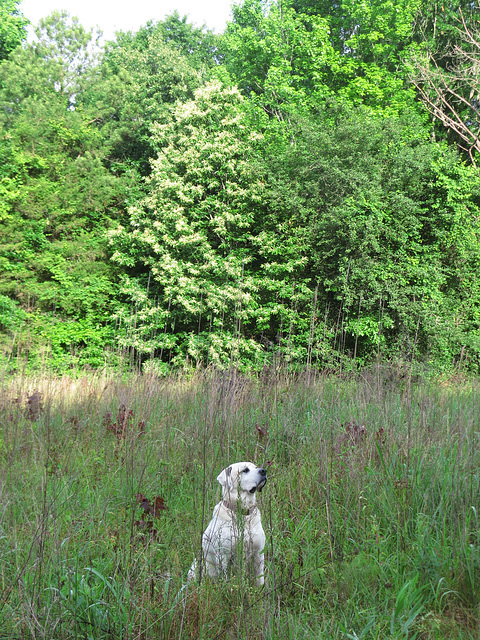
top-left (0, 366), bottom-right (479, 639)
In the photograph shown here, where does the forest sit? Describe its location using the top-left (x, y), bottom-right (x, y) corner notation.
top-left (1, 0), bottom-right (480, 375)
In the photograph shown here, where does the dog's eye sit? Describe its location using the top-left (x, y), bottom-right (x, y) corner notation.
top-left (242, 468), bottom-right (249, 473)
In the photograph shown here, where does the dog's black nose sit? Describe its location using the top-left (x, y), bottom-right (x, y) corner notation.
top-left (259, 468), bottom-right (267, 476)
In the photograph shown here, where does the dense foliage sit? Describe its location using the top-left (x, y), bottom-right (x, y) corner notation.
top-left (1, 0), bottom-right (480, 373)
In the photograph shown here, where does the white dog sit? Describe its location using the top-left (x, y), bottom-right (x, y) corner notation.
top-left (188, 462), bottom-right (267, 585)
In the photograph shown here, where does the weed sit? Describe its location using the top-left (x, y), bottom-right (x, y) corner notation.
top-left (103, 403), bottom-right (146, 440)
top-left (24, 390), bottom-right (44, 422)
top-left (134, 493), bottom-right (167, 539)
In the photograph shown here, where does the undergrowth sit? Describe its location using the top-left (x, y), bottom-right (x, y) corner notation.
top-left (0, 366), bottom-right (478, 639)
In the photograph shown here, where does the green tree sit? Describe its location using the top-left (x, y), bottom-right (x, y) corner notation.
top-left (136, 11), bottom-right (219, 68)
top-left (93, 23), bottom-right (203, 176)
top-left (222, 0), bottom-right (335, 111)
top-left (0, 0), bottom-right (28, 60)
top-left (224, 0), bottom-right (421, 117)
top-left (262, 104), bottom-right (480, 366)
top-left (327, 0), bottom-right (421, 112)
top-left (0, 13), bottom-right (129, 368)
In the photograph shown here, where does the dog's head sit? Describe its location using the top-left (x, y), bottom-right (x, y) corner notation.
top-left (217, 462), bottom-right (267, 509)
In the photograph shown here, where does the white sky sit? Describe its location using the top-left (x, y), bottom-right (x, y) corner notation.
top-left (19, 0), bottom-right (233, 41)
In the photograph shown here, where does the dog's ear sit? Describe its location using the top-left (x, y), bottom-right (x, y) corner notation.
top-left (217, 466), bottom-right (233, 490)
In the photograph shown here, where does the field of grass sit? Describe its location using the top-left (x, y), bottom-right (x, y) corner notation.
top-left (0, 366), bottom-right (479, 639)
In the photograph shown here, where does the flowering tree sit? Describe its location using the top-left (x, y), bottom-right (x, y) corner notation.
top-left (109, 81), bottom-right (307, 368)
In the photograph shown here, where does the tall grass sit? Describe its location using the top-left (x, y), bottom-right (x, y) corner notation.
top-left (0, 366), bottom-right (479, 639)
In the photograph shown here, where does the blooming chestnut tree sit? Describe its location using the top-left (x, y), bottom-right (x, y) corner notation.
top-left (109, 81), bottom-right (279, 368)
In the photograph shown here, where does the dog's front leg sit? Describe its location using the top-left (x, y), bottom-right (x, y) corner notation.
top-left (253, 551), bottom-right (265, 586)
top-left (204, 528), bottom-right (232, 581)
top-left (245, 540), bottom-right (265, 586)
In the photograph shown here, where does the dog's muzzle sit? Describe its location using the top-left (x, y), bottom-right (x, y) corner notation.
top-left (250, 468), bottom-right (267, 493)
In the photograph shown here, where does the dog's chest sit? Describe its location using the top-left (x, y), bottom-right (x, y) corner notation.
top-left (204, 503), bottom-right (264, 552)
